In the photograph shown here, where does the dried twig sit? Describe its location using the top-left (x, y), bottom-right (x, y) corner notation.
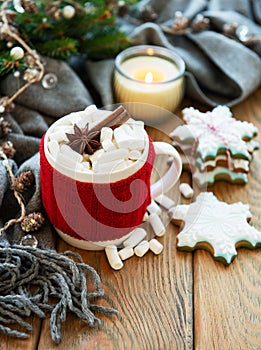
top-left (0, 153), bottom-right (26, 236)
top-left (0, 0), bottom-right (45, 110)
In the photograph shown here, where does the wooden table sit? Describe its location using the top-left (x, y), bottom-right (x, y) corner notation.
top-left (1, 89), bottom-right (261, 350)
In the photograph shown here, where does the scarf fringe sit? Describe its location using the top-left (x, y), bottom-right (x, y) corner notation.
top-left (0, 245), bottom-right (118, 344)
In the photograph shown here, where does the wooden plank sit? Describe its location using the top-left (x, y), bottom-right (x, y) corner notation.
top-left (38, 127), bottom-right (194, 349)
top-left (194, 89), bottom-right (261, 350)
top-left (0, 316), bottom-right (41, 350)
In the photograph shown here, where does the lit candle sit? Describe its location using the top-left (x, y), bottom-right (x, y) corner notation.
top-left (114, 45), bottom-right (185, 121)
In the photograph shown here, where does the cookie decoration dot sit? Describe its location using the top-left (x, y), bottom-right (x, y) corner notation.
top-left (169, 192), bottom-right (261, 265)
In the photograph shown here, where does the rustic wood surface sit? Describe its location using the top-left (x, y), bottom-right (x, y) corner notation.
top-left (0, 89), bottom-right (260, 350)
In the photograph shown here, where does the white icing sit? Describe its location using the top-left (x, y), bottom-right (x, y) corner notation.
top-left (173, 192), bottom-right (261, 264)
top-left (172, 106), bottom-right (258, 160)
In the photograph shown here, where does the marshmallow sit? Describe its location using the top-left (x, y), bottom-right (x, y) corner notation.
top-left (60, 144), bottom-right (83, 162)
top-left (113, 124), bottom-right (134, 149)
top-left (118, 246), bottom-right (134, 261)
top-left (57, 153), bottom-right (78, 168)
top-left (154, 194), bottom-right (175, 210)
top-left (93, 159), bottom-right (125, 173)
top-left (98, 148), bottom-right (128, 163)
top-left (128, 150), bottom-right (142, 160)
top-left (84, 104), bottom-right (97, 115)
top-left (148, 213), bottom-right (166, 237)
top-left (123, 227), bottom-right (147, 248)
top-left (65, 112), bottom-right (82, 124)
top-left (179, 183), bottom-right (194, 199)
top-left (105, 245), bottom-right (123, 270)
top-left (147, 200), bottom-right (162, 215)
top-left (101, 127), bottom-right (113, 142)
top-left (48, 140), bottom-right (60, 158)
top-left (89, 149), bottom-right (104, 163)
top-left (81, 161), bottom-right (91, 170)
top-left (149, 239), bottom-right (163, 255)
top-left (49, 130), bottom-right (68, 143)
top-left (142, 212), bottom-right (149, 222)
top-left (75, 162), bottom-right (85, 172)
top-left (134, 240), bottom-right (150, 257)
top-left (101, 139), bottom-right (116, 152)
top-left (52, 125), bottom-right (74, 133)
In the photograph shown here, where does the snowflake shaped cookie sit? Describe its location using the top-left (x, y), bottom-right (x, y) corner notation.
top-left (171, 105), bottom-right (258, 160)
top-left (170, 192), bottom-right (261, 264)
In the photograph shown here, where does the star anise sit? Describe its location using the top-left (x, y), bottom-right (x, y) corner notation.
top-left (66, 123), bottom-right (101, 155)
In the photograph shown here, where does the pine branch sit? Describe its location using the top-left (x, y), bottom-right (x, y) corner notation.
top-left (82, 32), bottom-right (132, 59)
top-left (35, 38), bottom-right (78, 58)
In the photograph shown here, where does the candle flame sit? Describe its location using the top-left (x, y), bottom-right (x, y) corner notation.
top-left (145, 72), bottom-right (153, 83)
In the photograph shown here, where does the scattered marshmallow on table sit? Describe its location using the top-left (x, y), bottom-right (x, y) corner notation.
top-left (149, 239), bottom-right (164, 255)
top-left (146, 200), bottom-right (162, 215)
top-left (105, 245), bottom-right (123, 270)
top-left (118, 246), bottom-right (134, 261)
top-left (154, 194), bottom-right (175, 210)
top-left (142, 212), bottom-right (149, 222)
top-left (123, 227), bottom-right (147, 248)
top-left (134, 240), bottom-right (150, 257)
top-left (179, 183), bottom-right (194, 199)
top-left (148, 213), bottom-right (166, 237)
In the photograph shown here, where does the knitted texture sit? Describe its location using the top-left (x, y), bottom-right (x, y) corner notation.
top-left (0, 244), bottom-right (118, 344)
top-left (40, 137), bottom-right (156, 242)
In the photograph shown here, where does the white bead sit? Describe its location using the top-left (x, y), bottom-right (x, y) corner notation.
top-left (13, 71), bottom-right (20, 78)
top-left (118, 246), bottom-right (134, 260)
top-left (149, 239), bottom-right (163, 255)
top-left (0, 105), bottom-right (5, 113)
top-left (154, 194), bottom-right (175, 210)
top-left (105, 245), bottom-right (123, 270)
top-left (148, 213), bottom-right (166, 237)
top-left (62, 5), bottom-right (76, 19)
top-left (10, 46), bottom-right (24, 60)
top-left (146, 200), bottom-right (162, 215)
top-left (134, 240), bottom-right (150, 257)
top-left (179, 183), bottom-right (194, 199)
top-left (123, 227), bottom-right (147, 248)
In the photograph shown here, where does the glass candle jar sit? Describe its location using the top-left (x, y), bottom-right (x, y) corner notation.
top-left (113, 45), bottom-right (185, 122)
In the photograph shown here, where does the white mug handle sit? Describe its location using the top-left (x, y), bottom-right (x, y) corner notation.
top-left (150, 142), bottom-right (182, 199)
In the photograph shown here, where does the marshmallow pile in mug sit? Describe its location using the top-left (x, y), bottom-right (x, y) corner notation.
top-left (46, 105), bottom-right (146, 174)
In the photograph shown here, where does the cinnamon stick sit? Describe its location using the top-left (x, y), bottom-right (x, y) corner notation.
top-left (90, 105), bottom-right (130, 133)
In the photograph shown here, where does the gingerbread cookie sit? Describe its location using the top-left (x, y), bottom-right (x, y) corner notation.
top-left (169, 192), bottom-right (261, 265)
top-left (170, 106), bottom-right (259, 186)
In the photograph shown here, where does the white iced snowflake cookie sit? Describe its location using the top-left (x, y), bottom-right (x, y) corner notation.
top-left (170, 105), bottom-right (258, 160)
top-left (169, 192), bottom-right (261, 265)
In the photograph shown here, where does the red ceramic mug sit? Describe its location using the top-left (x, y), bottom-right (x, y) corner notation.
top-left (40, 107), bottom-right (182, 250)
